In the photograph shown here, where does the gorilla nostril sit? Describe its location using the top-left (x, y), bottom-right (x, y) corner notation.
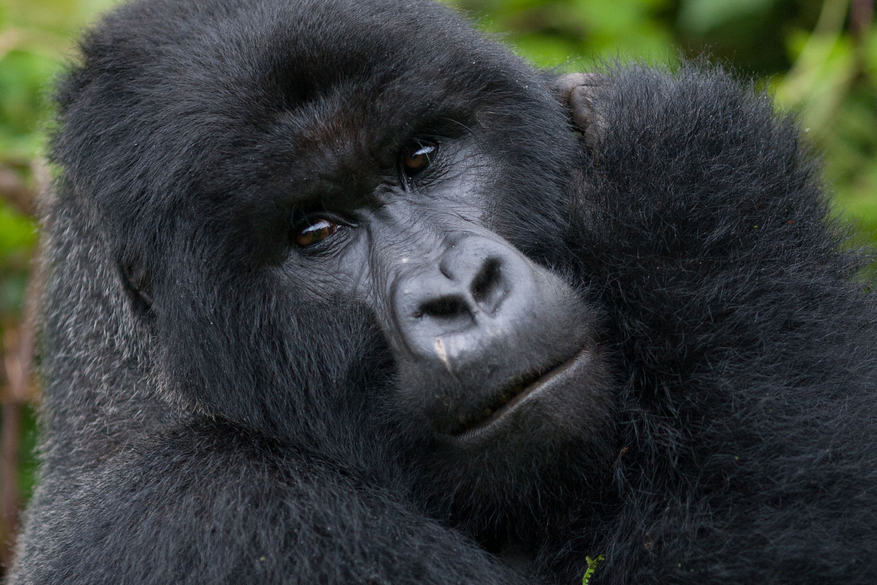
top-left (470, 258), bottom-right (505, 314)
top-left (416, 295), bottom-right (471, 320)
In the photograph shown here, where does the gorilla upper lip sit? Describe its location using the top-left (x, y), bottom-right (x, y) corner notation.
top-left (452, 348), bottom-right (591, 437)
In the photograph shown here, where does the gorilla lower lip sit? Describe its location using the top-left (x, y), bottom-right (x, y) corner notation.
top-left (455, 349), bottom-right (591, 438)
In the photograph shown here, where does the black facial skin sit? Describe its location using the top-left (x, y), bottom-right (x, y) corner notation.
top-left (262, 90), bottom-right (613, 543)
top-left (8, 0), bottom-right (877, 583)
top-left (284, 135), bottom-right (598, 438)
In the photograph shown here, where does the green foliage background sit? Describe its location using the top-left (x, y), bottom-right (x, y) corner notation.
top-left (0, 0), bottom-right (874, 567)
top-left (446, 0), bottom-right (877, 235)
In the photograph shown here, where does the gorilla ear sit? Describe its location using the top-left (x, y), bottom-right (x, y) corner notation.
top-left (551, 72), bottom-right (604, 147)
top-left (119, 260), bottom-right (154, 313)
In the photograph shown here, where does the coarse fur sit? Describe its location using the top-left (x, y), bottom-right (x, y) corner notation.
top-left (6, 0), bottom-right (877, 583)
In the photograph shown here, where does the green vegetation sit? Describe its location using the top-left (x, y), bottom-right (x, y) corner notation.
top-left (446, 0), bottom-right (877, 238)
top-left (0, 0), bottom-right (874, 571)
top-left (582, 554), bottom-right (605, 584)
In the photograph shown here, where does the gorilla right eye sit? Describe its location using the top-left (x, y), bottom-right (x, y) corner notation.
top-left (293, 217), bottom-right (339, 248)
top-left (401, 138), bottom-right (438, 177)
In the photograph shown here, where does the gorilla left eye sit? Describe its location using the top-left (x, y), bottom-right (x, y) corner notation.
top-left (293, 218), bottom-right (339, 248)
top-left (401, 139), bottom-right (438, 177)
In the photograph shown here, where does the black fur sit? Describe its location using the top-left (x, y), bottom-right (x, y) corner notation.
top-left (7, 0), bottom-right (877, 583)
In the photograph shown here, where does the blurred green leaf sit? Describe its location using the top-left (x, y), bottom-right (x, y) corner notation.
top-left (678, 0), bottom-right (776, 35)
top-left (865, 26), bottom-right (877, 73)
top-left (0, 204), bottom-right (36, 252)
top-left (0, 50), bottom-right (58, 158)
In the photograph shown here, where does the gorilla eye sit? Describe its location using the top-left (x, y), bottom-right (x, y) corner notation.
top-left (401, 139), bottom-right (438, 177)
top-left (293, 218), bottom-right (339, 248)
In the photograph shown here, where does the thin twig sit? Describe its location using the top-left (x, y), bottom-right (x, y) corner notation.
top-left (0, 165), bottom-right (35, 217)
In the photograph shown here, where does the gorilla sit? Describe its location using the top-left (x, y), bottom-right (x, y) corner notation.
top-left (7, 0), bottom-right (877, 583)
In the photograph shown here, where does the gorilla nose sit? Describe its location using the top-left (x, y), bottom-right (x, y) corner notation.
top-left (396, 238), bottom-right (510, 349)
top-left (390, 234), bottom-right (590, 434)
top-left (393, 236), bottom-right (549, 373)
top-left (416, 254), bottom-right (506, 323)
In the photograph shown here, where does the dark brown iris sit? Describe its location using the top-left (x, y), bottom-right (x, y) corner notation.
top-left (294, 218), bottom-right (338, 247)
top-left (401, 139), bottom-right (437, 176)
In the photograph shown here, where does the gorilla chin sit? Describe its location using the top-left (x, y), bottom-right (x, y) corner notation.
top-left (450, 347), bottom-right (600, 443)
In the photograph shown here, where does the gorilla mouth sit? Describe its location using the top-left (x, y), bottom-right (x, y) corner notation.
top-left (453, 349), bottom-right (591, 438)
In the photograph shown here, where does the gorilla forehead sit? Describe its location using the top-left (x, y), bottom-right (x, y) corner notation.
top-left (58, 0), bottom-right (559, 240)
top-left (87, 0), bottom-right (533, 127)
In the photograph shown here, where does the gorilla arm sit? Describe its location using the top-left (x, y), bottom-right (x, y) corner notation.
top-left (546, 64), bottom-right (877, 583)
top-left (11, 419), bottom-right (534, 585)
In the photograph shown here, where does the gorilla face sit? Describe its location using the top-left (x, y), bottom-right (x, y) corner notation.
top-left (280, 125), bottom-right (602, 444)
top-left (271, 112), bottom-right (613, 526)
top-left (55, 0), bottom-right (613, 533)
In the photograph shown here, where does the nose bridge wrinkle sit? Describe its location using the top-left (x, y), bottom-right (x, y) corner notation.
top-left (372, 200), bottom-right (447, 266)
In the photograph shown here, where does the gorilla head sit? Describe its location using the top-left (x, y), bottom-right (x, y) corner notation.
top-left (50, 0), bottom-right (611, 537)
